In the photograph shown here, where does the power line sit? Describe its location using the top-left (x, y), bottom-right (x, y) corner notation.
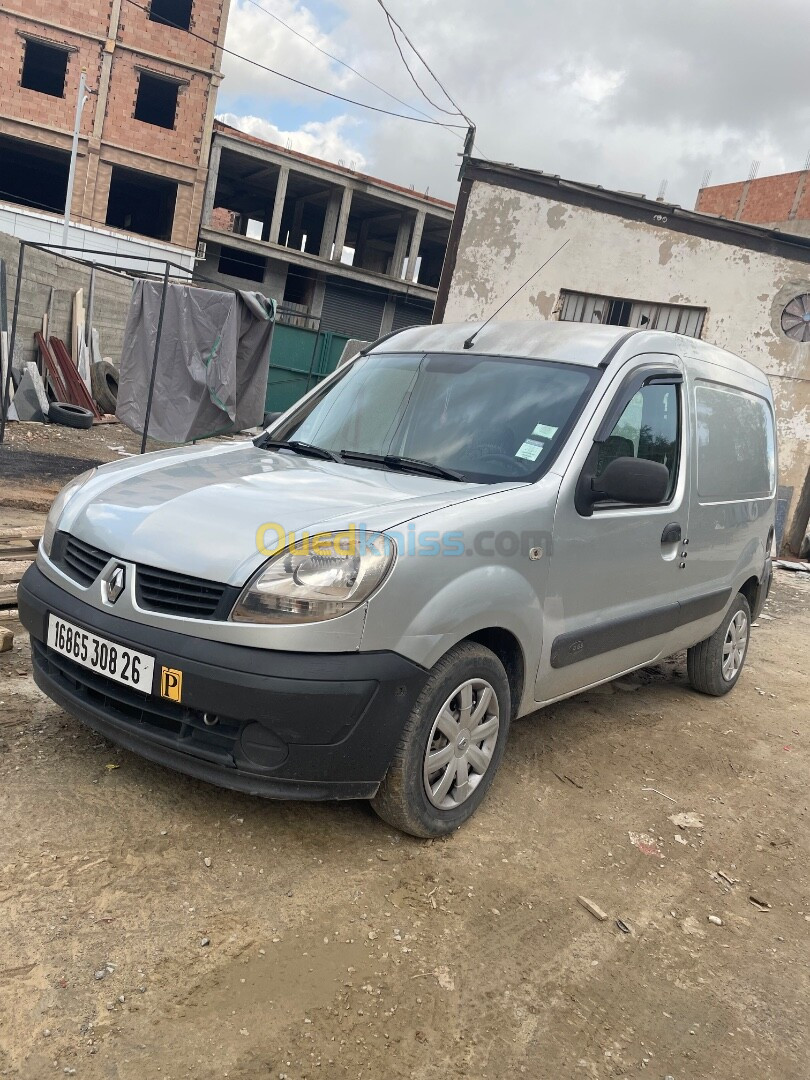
top-left (374, 0), bottom-right (472, 125)
top-left (241, 0), bottom-right (440, 126)
top-left (122, 0), bottom-right (466, 128)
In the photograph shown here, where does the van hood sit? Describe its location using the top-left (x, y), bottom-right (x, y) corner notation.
top-left (60, 442), bottom-right (494, 585)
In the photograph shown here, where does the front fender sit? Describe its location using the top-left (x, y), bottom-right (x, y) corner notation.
top-left (362, 563), bottom-right (543, 678)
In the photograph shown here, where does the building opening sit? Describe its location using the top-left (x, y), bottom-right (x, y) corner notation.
top-left (558, 289), bottom-right (706, 338)
top-left (0, 134), bottom-right (70, 215)
top-left (149, 0), bottom-right (193, 30)
top-left (21, 38), bottom-right (69, 98)
top-left (134, 71), bottom-right (180, 129)
top-left (217, 245), bottom-right (266, 283)
top-left (105, 165), bottom-right (178, 241)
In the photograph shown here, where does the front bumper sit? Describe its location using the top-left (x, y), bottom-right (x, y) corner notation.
top-left (19, 565), bottom-right (429, 800)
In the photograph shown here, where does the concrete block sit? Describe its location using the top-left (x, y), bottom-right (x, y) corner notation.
top-left (13, 362), bottom-right (50, 422)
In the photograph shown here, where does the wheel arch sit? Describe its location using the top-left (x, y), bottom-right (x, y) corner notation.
top-left (459, 626), bottom-right (526, 719)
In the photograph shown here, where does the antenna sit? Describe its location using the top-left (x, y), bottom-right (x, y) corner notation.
top-left (748, 159), bottom-right (760, 181)
top-left (462, 239), bottom-right (571, 350)
top-left (657, 179), bottom-right (668, 201)
top-left (700, 169), bottom-right (712, 190)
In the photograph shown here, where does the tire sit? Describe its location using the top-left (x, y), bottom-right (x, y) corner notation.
top-left (49, 401), bottom-right (94, 430)
top-left (687, 593), bottom-right (751, 696)
top-left (372, 642), bottom-right (511, 837)
top-left (90, 360), bottom-right (119, 415)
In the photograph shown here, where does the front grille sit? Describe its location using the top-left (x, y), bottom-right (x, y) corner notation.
top-left (33, 641), bottom-right (242, 764)
top-left (135, 565), bottom-right (236, 619)
top-left (55, 532), bottom-right (111, 587)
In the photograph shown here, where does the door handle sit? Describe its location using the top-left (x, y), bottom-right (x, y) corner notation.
top-left (661, 522), bottom-right (682, 544)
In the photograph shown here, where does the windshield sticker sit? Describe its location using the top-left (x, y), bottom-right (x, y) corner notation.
top-left (515, 439), bottom-right (544, 461)
top-left (532, 423), bottom-right (558, 439)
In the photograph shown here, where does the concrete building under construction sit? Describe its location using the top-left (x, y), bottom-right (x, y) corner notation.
top-left (196, 121), bottom-right (454, 341)
top-left (0, 0), bottom-right (231, 267)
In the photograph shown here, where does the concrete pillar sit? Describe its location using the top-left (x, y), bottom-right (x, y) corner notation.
top-left (200, 139), bottom-right (221, 227)
top-left (310, 274), bottom-right (326, 321)
top-left (267, 166), bottom-right (289, 245)
top-left (389, 214), bottom-right (412, 279)
top-left (406, 210), bottom-right (426, 282)
top-left (331, 186), bottom-right (353, 262)
top-left (319, 187), bottom-right (342, 258)
top-left (380, 294), bottom-right (397, 335)
top-left (289, 198), bottom-right (305, 250)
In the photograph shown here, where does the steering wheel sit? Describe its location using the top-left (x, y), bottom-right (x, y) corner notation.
top-left (473, 452), bottom-right (528, 476)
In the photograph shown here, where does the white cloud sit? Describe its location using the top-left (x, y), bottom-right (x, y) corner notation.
top-left (216, 0), bottom-right (810, 208)
top-left (216, 112), bottom-right (368, 171)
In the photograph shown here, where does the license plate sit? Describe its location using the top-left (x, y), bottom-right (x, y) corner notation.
top-left (47, 615), bottom-right (155, 695)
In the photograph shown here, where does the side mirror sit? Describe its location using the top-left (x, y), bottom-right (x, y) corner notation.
top-left (263, 411), bottom-right (282, 428)
top-left (591, 456), bottom-right (670, 506)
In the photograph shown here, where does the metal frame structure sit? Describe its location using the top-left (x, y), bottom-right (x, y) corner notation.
top-left (0, 241), bottom-right (249, 454)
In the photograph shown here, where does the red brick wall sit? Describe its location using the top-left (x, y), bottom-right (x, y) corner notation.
top-left (0, 14), bottom-right (103, 139)
top-left (3, 0), bottom-right (114, 40)
top-left (102, 53), bottom-right (210, 167)
top-left (695, 181), bottom-right (746, 218)
top-left (118, 0), bottom-right (223, 71)
top-left (696, 171), bottom-right (807, 225)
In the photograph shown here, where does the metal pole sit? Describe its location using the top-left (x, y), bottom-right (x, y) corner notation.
top-left (140, 263), bottom-right (170, 454)
top-left (62, 70), bottom-right (88, 250)
top-left (0, 243), bottom-right (25, 446)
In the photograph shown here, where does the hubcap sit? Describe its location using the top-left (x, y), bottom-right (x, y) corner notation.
top-left (423, 678), bottom-right (500, 810)
top-left (722, 610), bottom-right (749, 681)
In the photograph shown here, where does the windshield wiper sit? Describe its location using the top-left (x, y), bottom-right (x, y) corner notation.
top-left (257, 438), bottom-right (340, 462)
top-left (340, 450), bottom-right (464, 482)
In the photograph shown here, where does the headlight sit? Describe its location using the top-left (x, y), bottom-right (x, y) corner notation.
top-left (41, 468), bottom-right (97, 558)
top-left (231, 530), bottom-right (395, 624)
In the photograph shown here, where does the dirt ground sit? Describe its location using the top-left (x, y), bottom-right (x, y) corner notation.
top-left (0, 425), bottom-right (808, 1080)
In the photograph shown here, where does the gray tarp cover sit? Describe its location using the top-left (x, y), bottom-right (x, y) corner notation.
top-left (117, 282), bottom-right (275, 442)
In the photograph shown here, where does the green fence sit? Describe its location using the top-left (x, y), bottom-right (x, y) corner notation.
top-left (264, 323), bottom-right (350, 413)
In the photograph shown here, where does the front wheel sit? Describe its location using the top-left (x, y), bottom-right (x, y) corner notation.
top-left (687, 593), bottom-right (751, 696)
top-left (372, 642), bottom-right (511, 837)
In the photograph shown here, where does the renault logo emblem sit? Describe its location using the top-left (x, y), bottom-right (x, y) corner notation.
top-left (105, 565), bottom-right (126, 604)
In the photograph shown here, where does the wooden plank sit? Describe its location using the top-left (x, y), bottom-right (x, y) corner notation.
top-left (0, 583), bottom-right (18, 607)
top-left (0, 546), bottom-right (39, 561)
top-left (0, 526), bottom-right (41, 542)
top-left (0, 562), bottom-right (32, 584)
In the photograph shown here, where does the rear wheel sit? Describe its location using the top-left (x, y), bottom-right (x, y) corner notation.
top-left (372, 642), bottom-right (511, 837)
top-left (687, 593), bottom-right (751, 696)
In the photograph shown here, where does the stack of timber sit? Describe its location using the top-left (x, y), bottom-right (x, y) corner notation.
top-left (0, 525), bottom-right (39, 646)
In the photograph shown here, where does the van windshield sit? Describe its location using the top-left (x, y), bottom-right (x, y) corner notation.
top-left (271, 352), bottom-right (599, 484)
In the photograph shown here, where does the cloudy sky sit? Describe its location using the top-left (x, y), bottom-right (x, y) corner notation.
top-left (216, 0), bottom-right (810, 208)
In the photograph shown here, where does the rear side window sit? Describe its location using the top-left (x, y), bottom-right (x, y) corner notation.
top-left (696, 383), bottom-right (775, 500)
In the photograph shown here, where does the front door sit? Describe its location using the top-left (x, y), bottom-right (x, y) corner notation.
top-left (536, 356), bottom-right (689, 703)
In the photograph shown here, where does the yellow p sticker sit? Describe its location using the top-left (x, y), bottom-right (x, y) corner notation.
top-left (160, 666), bottom-right (183, 702)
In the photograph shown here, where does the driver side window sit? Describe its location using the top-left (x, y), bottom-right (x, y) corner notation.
top-left (596, 383), bottom-right (680, 499)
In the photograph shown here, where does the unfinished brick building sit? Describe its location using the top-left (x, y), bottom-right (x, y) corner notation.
top-left (0, 0), bottom-right (230, 262)
top-left (696, 169), bottom-right (810, 238)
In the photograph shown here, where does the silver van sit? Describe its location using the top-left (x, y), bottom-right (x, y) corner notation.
top-left (19, 322), bottom-right (776, 836)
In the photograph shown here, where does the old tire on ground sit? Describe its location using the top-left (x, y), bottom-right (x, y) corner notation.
top-left (687, 593), bottom-right (751, 696)
top-left (49, 401), bottom-right (94, 430)
top-left (372, 641), bottom-right (511, 837)
top-left (90, 360), bottom-right (119, 415)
